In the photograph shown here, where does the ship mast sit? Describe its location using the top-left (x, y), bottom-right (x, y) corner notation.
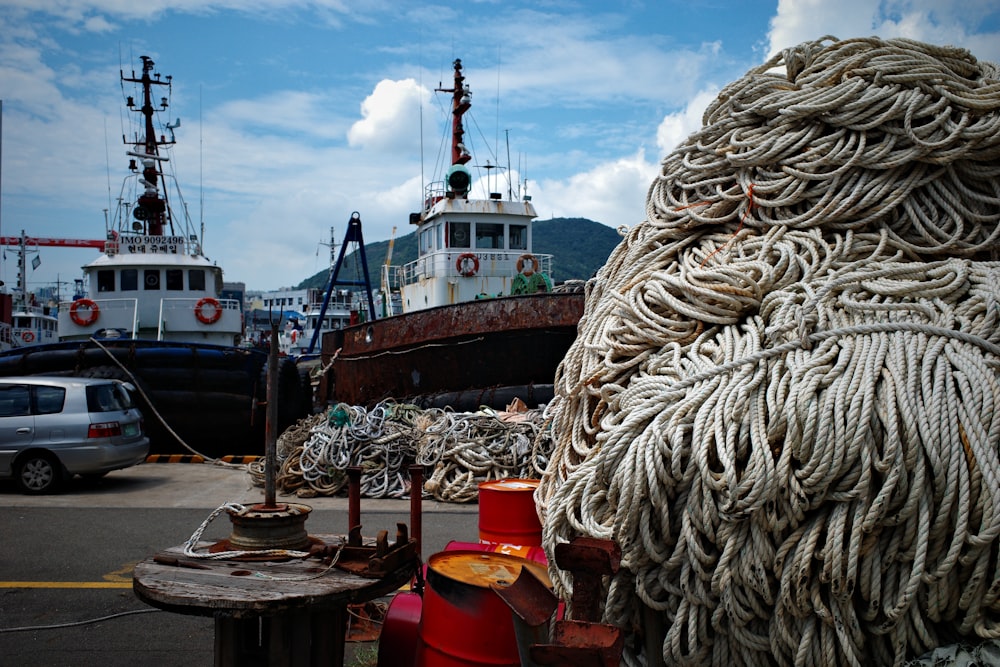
top-left (436, 59), bottom-right (472, 167)
top-left (121, 56), bottom-right (173, 237)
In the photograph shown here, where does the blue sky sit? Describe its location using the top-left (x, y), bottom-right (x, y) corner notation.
top-left (1, 0), bottom-right (998, 292)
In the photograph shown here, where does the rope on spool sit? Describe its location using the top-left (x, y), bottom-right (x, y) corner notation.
top-left (535, 36), bottom-right (1000, 666)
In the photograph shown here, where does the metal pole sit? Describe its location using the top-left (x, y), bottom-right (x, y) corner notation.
top-left (264, 319), bottom-right (279, 507)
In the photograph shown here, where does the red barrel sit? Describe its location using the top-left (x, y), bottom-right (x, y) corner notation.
top-left (416, 550), bottom-right (551, 667)
top-left (478, 478), bottom-right (542, 547)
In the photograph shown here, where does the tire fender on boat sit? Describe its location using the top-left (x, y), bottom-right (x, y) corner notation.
top-left (70, 298), bottom-right (100, 326)
top-left (195, 297), bottom-right (223, 324)
top-left (456, 253), bottom-right (479, 277)
top-left (516, 253), bottom-right (539, 276)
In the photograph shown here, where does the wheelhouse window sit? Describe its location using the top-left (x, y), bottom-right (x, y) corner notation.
top-left (97, 270), bottom-right (115, 293)
top-left (144, 270), bottom-right (160, 290)
top-left (476, 223), bottom-right (504, 249)
top-left (188, 270), bottom-right (206, 291)
top-left (449, 222), bottom-right (471, 249)
top-left (420, 228), bottom-right (434, 255)
top-left (121, 269), bottom-right (138, 291)
top-left (166, 269), bottom-right (184, 291)
top-left (509, 225), bottom-right (527, 250)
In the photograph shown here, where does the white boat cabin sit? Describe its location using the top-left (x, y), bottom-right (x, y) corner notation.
top-left (396, 165), bottom-right (552, 314)
top-left (58, 234), bottom-right (243, 346)
top-left (11, 303), bottom-right (58, 348)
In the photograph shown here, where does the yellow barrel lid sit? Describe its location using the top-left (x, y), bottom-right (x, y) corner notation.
top-left (478, 478), bottom-right (540, 492)
top-left (428, 550), bottom-right (551, 589)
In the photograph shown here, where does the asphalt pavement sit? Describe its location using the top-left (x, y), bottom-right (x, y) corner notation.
top-left (0, 461), bottom-right (479, 666)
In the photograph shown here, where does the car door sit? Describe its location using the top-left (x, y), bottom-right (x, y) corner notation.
top-left (0, 383), bottom-right (35, 477)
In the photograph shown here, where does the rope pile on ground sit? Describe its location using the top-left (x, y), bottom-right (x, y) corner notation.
top-left (536, 36), bottom-right (1000, 666)
top-left (248, 400), bottom-right (555, 501)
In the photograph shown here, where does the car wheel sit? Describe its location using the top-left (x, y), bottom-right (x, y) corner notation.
top-left (15, 452), bottom-right (62, 494)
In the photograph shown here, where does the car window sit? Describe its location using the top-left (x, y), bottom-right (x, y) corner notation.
top-left (0, 385), bottom-right (32, 417)
top-left (87, 383), bottom-right (131, 412)
top-left (34, 386), bottom-right (66, 414)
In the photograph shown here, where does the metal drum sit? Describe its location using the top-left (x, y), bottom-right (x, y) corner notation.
top-left (477, 478), bottom-right (542, 547)
top-left (416, 550), bottom-right (552, 667)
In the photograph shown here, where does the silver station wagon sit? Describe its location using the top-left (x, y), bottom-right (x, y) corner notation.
top-left (0, 376), bottom-right (150, 494)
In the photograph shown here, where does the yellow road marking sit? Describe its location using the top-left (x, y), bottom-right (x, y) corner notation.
top-left (0, 581), bottom-right (133, 589)
top-left (104, 562), bottom-right (138, 583)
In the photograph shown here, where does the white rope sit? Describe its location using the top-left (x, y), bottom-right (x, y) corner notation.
top-left (181, 503), bottom-right (312, 560)
top-left (248, 401), bottom-right (556, 502)
top-left (536, 36), bottom-right (1000, 666)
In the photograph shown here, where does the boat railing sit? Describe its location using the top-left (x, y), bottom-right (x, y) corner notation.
top-left (422, 181), bottom-right (448, 215)
top-left (158, 297), bottom-right (242, 339)
top-left (57, 297), bottom-right (140, 336)
top-left (395, 250), bottom-right (554, 286)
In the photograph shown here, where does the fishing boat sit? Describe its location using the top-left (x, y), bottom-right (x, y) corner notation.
top-left (319, 59), bottom-right (585, 410)
top-left (0, 56), bottom-right (309, 457)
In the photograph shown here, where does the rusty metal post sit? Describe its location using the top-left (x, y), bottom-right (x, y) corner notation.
top-left (409, 464), bottom-right (423, 559)
top-left (553, 537), bottom-right (621, 622)
top-left (264, 318), bottom-right (279, 508)
top-left (529, 537), bottom-right (625, 667)
top-left (347, 466), bottom-right (362, 533)
top-left (492, 566), bottom-right (558, 667)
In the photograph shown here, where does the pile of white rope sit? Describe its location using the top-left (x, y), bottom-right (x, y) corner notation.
top-left (248, 400), bottom-right (555, 501)
top-left (536, 36), bottom-right (1000, 666)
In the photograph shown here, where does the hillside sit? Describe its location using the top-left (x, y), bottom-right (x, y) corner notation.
top-left (295, 217), bottom-right (623, 291)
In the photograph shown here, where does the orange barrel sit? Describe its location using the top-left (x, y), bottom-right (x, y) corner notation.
top-left (477, 478), bottom-right (542, 547)
top-left (416, 550), bottom-right (552, 667)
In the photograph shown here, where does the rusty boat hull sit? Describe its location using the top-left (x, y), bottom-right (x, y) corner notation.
top-left (319, 292), bottom-right (583, 409)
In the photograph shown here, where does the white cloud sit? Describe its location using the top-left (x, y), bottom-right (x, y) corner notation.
top-left (656, 87), bottom-right (719, 157)
top-left (347, 78), bottom-right (427, 152)
top-left (534, 150), bottom-right (657, 229)
top-left (768, 0), bottom-right (1000, 63)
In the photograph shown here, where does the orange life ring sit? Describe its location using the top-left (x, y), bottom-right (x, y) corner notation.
top-left (290, 329), bottom-right (299, 344)
top-left (516, 253), bottom-right (540, 276)
top-left (69, 298), bottom-right (100, 326)
top-left (456, 253), bottom-right (480, 277)
top-left (195, 297), bottom-right (223, 324)
top-left (21, 331), bottom-right (35, 343)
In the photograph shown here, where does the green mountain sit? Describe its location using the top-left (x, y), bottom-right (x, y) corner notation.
top-left (295, 217), bottom-right (623, 291)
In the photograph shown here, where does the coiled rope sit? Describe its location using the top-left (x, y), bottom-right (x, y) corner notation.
top-left (536, 36), bottom-right (1000, 666)
top-left (249, 400), bottom-right (555, 502)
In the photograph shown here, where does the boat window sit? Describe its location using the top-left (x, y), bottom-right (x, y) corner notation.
top-left (437, 224), bottom-right (445, 250)
top-left (144, 269), bottom-right (160, 290)
top-left (475, 223), bottom-right (504, 249)
top-left (420, 228), bottom-right (434, 255)
top-left (97, 270), bottom-right (115, 293)
top-left (121, 269), bottom-right (138, 291)
top-left (166, 269), bottom-right (184, 291)
top-left (449, 222), bottom-right (471, 248)
top-left (509, 224), bottom-right (527, 250)
top-left (189, 270), bottom-right (206, 291)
